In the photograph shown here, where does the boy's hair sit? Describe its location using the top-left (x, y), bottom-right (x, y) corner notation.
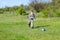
top-left (30, 10), bottom-right (34, 12)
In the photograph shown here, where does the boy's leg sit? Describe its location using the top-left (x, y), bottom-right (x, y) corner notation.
top-left (28, 20), bottom-right (31, 27)
top-left (31, 19), bottom-right (34, 28)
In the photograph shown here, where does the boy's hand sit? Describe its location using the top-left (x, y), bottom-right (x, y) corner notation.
top-left (34, 17), bottom-right (36, 20)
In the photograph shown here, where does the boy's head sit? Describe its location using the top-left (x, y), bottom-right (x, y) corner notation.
top-left (30, 10), bottom-right (34, 13)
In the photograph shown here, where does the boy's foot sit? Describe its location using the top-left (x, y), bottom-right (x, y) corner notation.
top-left (32, 27), bottom-right (34, 29)
top-left (28, 24), bottom-right (30, 28)
top-left (28, 22), bottom-right (31, 28)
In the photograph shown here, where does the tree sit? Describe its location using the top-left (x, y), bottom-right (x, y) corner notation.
top-left (29, 0), bottom-right (47, 12)
top-left (52, 0), bottom-right (60, 6)
top-left (16, 7), bottom-right (26, 15)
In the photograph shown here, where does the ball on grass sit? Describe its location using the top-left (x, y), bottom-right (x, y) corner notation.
top-left (42, 28), bottom-right (46, 31)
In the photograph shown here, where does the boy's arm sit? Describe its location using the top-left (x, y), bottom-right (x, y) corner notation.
top-left (33, 14), bottom-right (35, 19)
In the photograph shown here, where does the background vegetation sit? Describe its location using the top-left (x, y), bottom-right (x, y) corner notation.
top-left (0, 0), bottom-right (60, 17)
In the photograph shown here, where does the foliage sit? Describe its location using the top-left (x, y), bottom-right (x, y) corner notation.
top-left (40, 5), bottom-right (60, 17)
top-left (16, 7), bottom-right (26, 15)
top-left (0, 0), bottom-right (60, 17)
top-left (29, 0), bottom-right (46, 12)
top-left (0, 11), bottom-right (4, 14)
top-left (0, 8), bottom-right (4, 14)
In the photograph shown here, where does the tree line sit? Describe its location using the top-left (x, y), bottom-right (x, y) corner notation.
top-left (0, 0), bottom-right (60, 17)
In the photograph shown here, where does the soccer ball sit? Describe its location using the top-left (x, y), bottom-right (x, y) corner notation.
top-left (42, 28), bottom-right (46, 31)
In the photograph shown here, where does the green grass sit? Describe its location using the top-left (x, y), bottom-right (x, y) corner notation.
top-left (0, 14), bottom-right (60, 40)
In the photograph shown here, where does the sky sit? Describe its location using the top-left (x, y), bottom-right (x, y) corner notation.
top-left (0, 0), bottom-right (52, 8)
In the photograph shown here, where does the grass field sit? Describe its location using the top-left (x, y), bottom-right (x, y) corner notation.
top-left (0, 14), bottom-right (60, 40)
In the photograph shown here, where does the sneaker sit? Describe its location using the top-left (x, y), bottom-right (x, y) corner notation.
top-left (32, 27), bottom-right (34, 29)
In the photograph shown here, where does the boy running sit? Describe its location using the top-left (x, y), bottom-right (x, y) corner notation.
top-left (28, 10), bottom-right (35, 28)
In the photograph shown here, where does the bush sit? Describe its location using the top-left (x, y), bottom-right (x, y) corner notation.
top-left (0, 11), bottom-right (4, 14)
top-left (55, 8), bottom-right (60, 17)
top-left (16, 7), bottom-right (26, 15)
top-left (41, 9), bottom-right (49, 17)
top-left (41, 8), bottom-right (56, 17)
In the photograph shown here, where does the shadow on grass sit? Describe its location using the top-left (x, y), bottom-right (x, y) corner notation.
top-left (34, 25), bottom-right (49, 29)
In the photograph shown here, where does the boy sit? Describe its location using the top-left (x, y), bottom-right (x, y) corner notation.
top-left (28, 10), bottom-right (35, 28)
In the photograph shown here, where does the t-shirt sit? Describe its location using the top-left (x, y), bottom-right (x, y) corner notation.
top-left (29, 12), bottom-right (35, 19)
